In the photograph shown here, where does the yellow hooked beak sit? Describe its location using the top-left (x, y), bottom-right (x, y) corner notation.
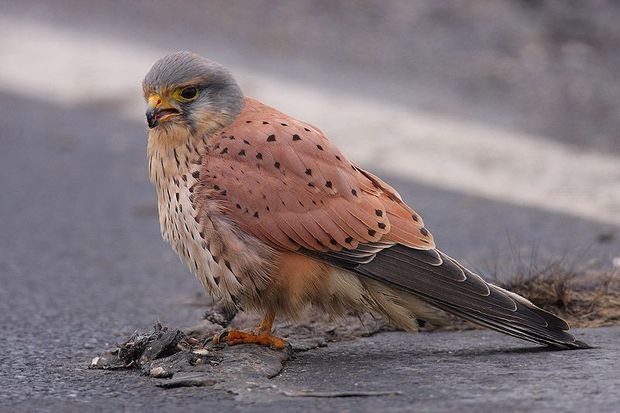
top-left (146, 94), bottom-right (180, 128)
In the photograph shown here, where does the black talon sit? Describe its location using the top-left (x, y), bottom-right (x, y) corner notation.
top-left (210, 330), bottom-right (229, 346)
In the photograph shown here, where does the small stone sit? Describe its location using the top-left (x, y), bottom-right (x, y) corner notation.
top-left (150, 366), bottom-right (172, 378)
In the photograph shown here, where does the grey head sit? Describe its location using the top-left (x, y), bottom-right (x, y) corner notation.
top-left (142, 51), bottom-right (244, 135)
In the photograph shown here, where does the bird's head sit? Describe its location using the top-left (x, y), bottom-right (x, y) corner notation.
top-left (142, 51), bottom-right (244, 138)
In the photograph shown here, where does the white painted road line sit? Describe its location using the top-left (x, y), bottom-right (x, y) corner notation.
top-left (1, 17), bottom-right (618, 226)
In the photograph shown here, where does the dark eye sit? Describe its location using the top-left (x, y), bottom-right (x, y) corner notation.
top-left (180, 87), bottom-right (197, 99)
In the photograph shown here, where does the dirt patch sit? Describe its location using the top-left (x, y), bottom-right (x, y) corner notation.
top-left (88, 309), bottom-right (395, 393)
top-left (89, 322), bottom-right (291, 395)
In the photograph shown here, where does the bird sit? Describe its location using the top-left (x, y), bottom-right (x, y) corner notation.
top-left (142, 51), bottom-right (588, 350)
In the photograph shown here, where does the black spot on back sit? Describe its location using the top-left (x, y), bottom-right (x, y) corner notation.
top-left (267, 135), bottom-right (276, 142)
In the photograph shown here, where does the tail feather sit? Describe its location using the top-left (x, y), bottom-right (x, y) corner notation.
top-left (305, 243), bottom-right (590, 349)
top-left (354, 245), bottom-right (590, 349)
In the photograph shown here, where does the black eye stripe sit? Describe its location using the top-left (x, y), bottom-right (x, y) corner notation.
top-left (180, 87), bottom-right (197, 99)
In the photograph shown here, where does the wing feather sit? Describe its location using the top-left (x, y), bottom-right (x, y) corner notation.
top-left (200, 98), bottom-right (432, 255)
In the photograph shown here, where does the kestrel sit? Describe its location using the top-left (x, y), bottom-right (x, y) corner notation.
top-left (142, 52), bottom-right (588, 350)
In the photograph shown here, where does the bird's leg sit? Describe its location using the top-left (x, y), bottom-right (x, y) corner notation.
top-left (214, 312), bottom-right (287, 350)
top-left (255, 312), bottom-right (276, 335)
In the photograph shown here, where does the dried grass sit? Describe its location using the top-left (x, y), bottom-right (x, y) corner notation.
top-left (492, 260), bottom-right (620, 328)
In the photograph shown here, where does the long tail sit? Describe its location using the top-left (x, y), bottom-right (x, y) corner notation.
top-left (321, 244), bottom-right (590, 349)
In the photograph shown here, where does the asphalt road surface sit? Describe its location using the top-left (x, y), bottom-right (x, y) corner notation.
top-left (1, 90), bottom-right (619, 413)
top-left (1, 2), bottom-right (620, 412)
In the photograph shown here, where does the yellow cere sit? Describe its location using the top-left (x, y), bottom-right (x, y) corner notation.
top-left (147, 94), bottom-right (162, 108)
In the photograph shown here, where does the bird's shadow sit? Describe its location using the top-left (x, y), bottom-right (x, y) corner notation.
top-left (337, 341), bottom-right (598, 364)
top-left (459, 345), bottom-right (585, 357)
top-left (415, 343), bottom-right (597, 359)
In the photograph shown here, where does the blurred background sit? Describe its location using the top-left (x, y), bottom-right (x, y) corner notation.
top-left (1, 0), bottom-right (619, 405)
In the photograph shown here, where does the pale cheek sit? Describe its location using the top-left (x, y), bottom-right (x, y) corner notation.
top-left (188, 109), bottom-right (219, 134)
top-left (185, 112), bottom-right (200, 132)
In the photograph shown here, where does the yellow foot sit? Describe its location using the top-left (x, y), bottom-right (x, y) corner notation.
top-left (214, 330), bottom-right (288, 350)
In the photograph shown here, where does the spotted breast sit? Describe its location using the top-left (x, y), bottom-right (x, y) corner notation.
top-left (146, 117), bottom-right (275, 308)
